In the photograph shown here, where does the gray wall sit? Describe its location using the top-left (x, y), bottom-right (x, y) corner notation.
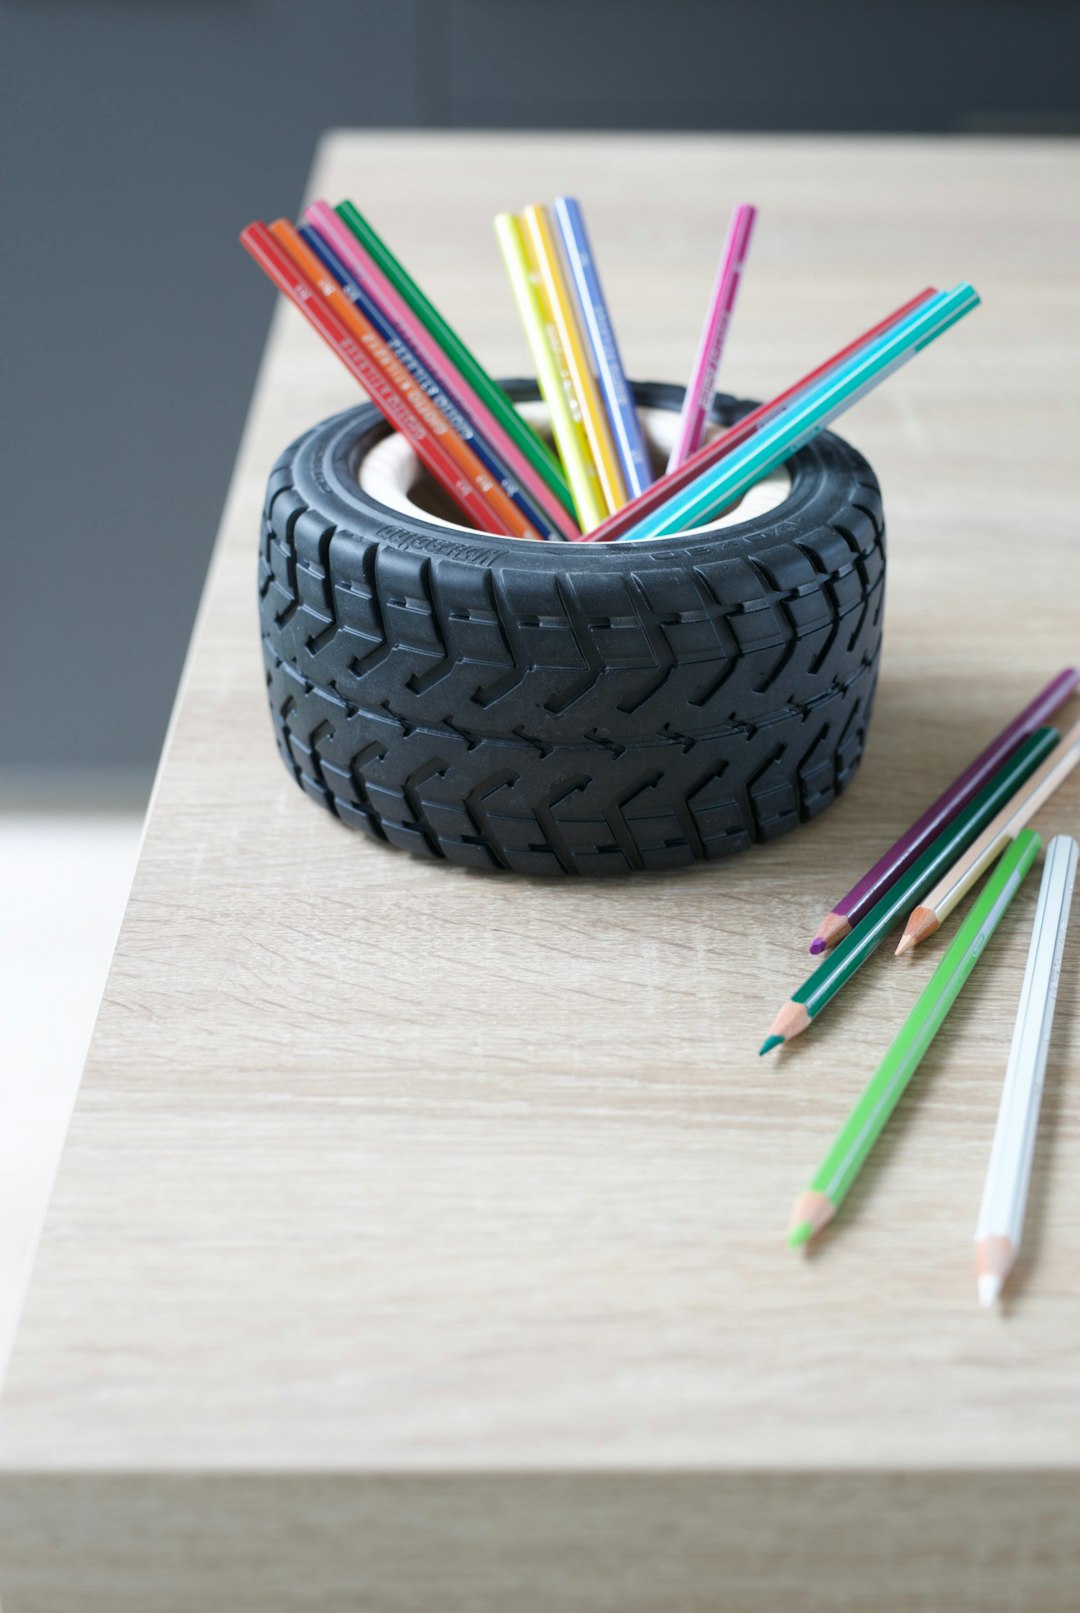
top-left (3, 0), bottom-right (1078, 780)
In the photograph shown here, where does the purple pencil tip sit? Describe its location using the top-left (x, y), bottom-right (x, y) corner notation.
top-left (809, 938), bottom-right (826, 956)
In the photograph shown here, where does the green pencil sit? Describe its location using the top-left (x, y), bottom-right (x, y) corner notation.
top-left (788, 826), bottom-right (1041, 1247)
top-left (760, 726), bottom-right (1058, 1052)
top-left (335, 200), bottom-right (576, 517)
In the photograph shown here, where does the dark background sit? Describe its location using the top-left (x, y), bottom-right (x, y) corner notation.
top-left (3, 0), bottom-right (1077, 787)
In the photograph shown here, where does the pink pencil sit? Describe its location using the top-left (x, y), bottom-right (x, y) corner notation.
top-left (304, 200), bottom-right (579, 540)
top-left (667, 203), bottom-right (756, 472)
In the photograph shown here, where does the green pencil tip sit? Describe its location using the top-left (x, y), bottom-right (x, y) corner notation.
top-left (759, 1034), bottom-right (784, 1056)
top-left (788, 1221), bottom-right (815, 1249)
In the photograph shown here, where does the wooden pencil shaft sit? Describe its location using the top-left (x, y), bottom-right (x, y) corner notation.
top-left (914, 718), bottom-right (1080, 925)
top-left (793, 728), bottom-right (1059, 1022)
top-left (810, 831), bottom-right (1042, 1214)
top-left (520, 205), bottom-right (628, 513)
top-left (976, 835), bottom-right (1079, 1248)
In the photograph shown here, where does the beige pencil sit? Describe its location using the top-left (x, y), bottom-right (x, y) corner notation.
top-left (897, 715), bottom-right (1080, 955)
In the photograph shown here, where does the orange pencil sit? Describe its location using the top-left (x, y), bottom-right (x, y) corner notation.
top-left (242, 223), bottom-right (500, 531)
top-left (270, 220), bottom-right (539, 540)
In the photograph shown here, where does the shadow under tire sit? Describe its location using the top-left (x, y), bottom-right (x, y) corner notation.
top-left (259, 382), bottom-right (885, 877)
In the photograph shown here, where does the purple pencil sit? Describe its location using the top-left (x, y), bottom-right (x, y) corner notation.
top-left (809, 668), bottom-right (1080, 954)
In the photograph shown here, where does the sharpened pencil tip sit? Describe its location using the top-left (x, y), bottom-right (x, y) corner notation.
top-left (812, 913), bottom-right (852, 953)
top-left (978, 1273), bottom-right (1003, 1308)
top-left (809, 938), bottom-right (826, 955)
top-left (759, 1035), bottom-right (784, 1056)
top-left (788, 1190), bottom-right (835, 1246)
top-left (894, 934), bottom-right (915, 957)
top-left (897, 905), bottom-right (940, 955)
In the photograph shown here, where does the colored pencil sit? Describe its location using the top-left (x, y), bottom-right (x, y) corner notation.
top-left (552, 195), bottom-right (653, 498)
top-left (299, 221), bottom-right (559, 541)
top-left (975, 835), bottom-right (1079, 1304)
top-left (578, 286), bottom-right (937, 545)
top-left (269, 220), bottom-right (539, 541)
top-left (760, 728), bottom-right (1058, 1053)
top-left (241, 223), bottom-right (510, 533)
top-left (811, 668), bottom-right (1080, 955)
top-left (494, 211), bottom-right (608, 532)
top-left (898, 716), bottom-right (1080, 954)
top-left (521, 203), bottom-right (629, 514)
top-left (788, 829), bottom-right (1041, 1249)
top-left (615, 283), bottom-right (980, 541)
top-left (306, 201), bottom-right (578, 540)
top-left (667, 203), bottom-right (757, 471)
top-left (336, 200), bottom-right (575, 519)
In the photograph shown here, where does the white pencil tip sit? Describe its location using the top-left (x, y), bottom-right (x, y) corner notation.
top-left (978, 1273), bottom-right (1003, 1308)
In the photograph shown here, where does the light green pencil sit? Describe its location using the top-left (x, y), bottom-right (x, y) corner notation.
top-left (788, 827), bottom-right (1042, 1249)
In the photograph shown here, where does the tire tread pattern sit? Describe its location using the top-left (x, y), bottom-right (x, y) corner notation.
top-left (259, 388), bottom-right (885, 877)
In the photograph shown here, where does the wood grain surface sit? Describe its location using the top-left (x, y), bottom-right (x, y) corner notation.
top-left (1, 132), bottom-right (1079, 1610)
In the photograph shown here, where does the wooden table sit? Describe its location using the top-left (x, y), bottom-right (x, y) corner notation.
top-left (2, 133), bottom-right (1079, 1611)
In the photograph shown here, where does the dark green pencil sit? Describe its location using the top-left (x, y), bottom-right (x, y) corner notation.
top-left (760, 725), bottom-right (1059, 1052)
top-left (335, 200), bottom-right (576, 517)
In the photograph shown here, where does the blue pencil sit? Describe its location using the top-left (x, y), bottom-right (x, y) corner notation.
top-left (615, 283), bottom-right (979, 541)
top-left (299, 224), bottom-right (559, 540)
top-left (553, 197), bottom-right (653, 498)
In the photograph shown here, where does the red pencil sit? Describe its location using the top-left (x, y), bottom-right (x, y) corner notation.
top-left (575, 286), bottom-right (937, 543)
top-left (242, 221), bottom-right (534, 539)
top-left (269, 219), bottom-right (541, 540)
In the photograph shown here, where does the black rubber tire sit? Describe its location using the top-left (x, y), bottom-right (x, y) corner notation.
top-left (259, 381), bottom-right (885, 876)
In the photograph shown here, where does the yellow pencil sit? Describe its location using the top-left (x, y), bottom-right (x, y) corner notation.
top-left (520, 203), bottom-right (629, 515)
top-left (494, 211), bottom-right (607, 532)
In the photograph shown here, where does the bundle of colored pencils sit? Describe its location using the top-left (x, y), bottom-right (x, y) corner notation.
top-left (241, 196), bottom-right (979, 542)
top-left (770, 669), bottom-right (1080, 1306)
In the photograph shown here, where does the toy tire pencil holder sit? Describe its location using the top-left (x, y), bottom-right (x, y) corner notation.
top-left (260, 381), bottom-right (884, 877)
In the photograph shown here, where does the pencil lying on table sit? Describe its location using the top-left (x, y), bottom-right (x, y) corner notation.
top-left (975, 835), bottom-right (1079, 1305)
top-left (760, 728), bottom-right (1058, 1053)
top-left (897, 715), bottom-right (1080, 954)
top-left (788, 829), bottom-right (1041, 1249)
top-left (335, 200), bottom-right (575, 519)
top-left (811, 669), bottom-right (1079, 954)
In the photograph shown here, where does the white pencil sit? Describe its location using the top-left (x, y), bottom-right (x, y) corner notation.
top-left (975, 834), bottom-right (1079, 1306)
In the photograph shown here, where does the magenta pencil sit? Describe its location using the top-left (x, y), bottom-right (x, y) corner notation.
top-left (809, 668), bottom-right (1080, 954)
top-left (304, 199), bottom-right (579, 540)
top-left (667, 203), bottom-right (756, 471)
